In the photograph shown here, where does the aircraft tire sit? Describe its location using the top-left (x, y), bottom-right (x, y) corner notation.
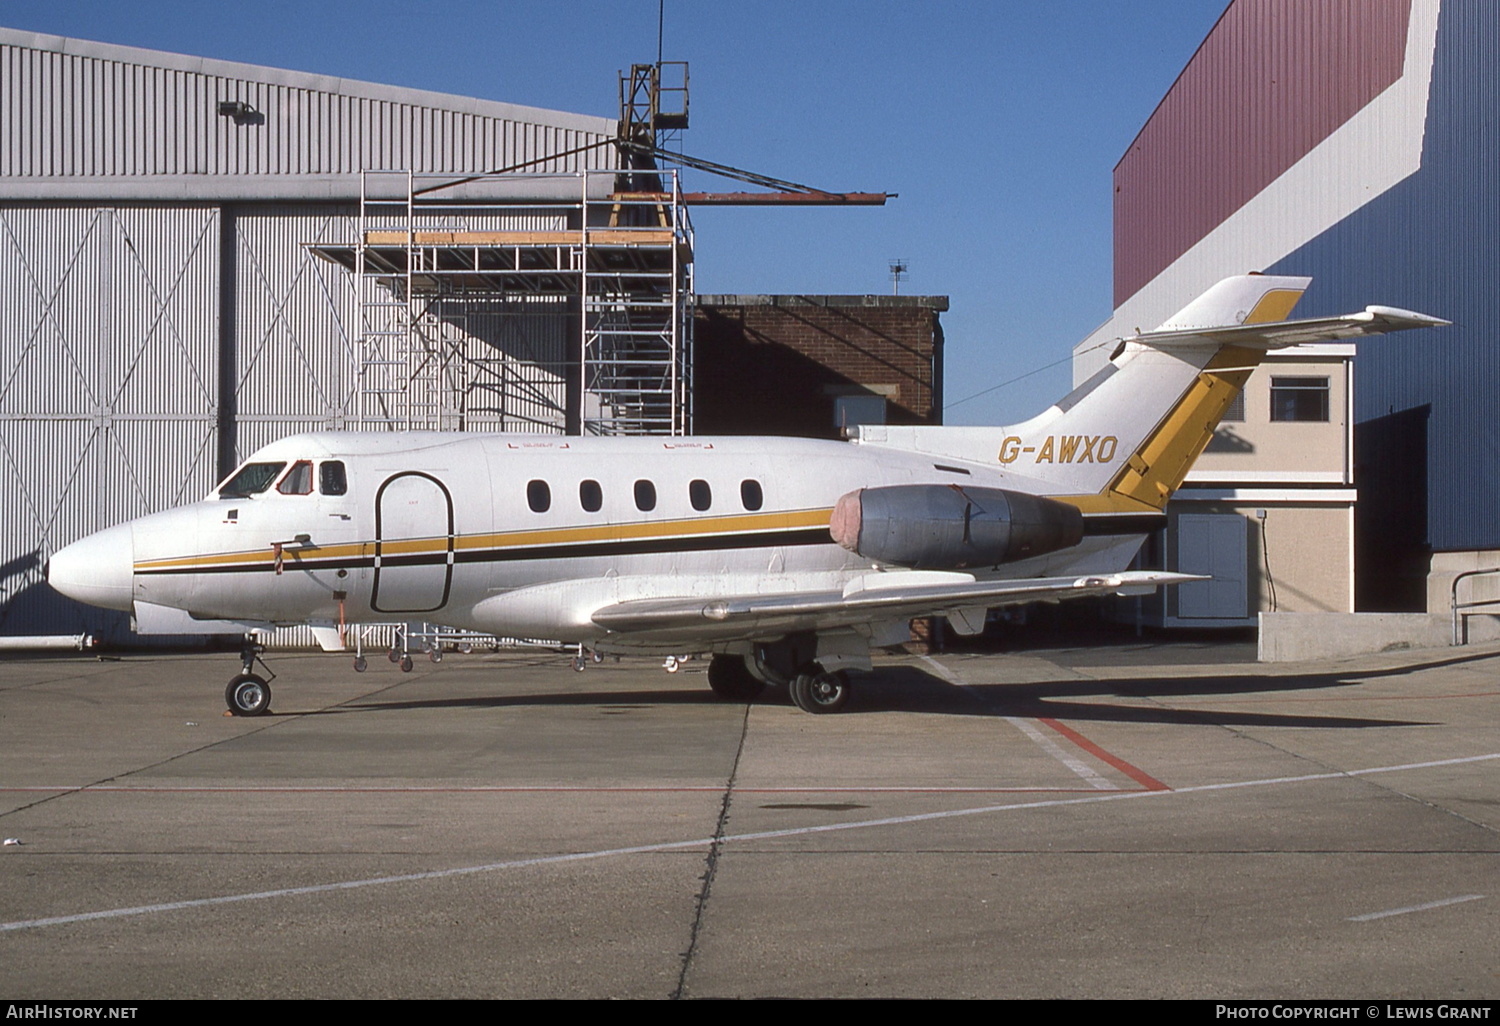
top-left (707, 654), bottom-right (766, 701)
top-left (789, 670), bottom-right (849, 714)
top-left (225, 674), bottom-right (272, 717)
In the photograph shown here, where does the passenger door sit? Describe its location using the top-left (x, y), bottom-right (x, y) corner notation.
top-left (372, 472), bottom-right (454, 614)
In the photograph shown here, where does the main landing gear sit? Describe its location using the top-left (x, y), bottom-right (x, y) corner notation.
top-left (571, 645), bottom-right (606, 672)
top-left (706, 647), bottom-right (852, 714)
top-left (225, 636), bottom-right (276, 717)
top-left (706, 654), bottom-right (766, 702)
top-left (787, 669), bottom-right (850, 714)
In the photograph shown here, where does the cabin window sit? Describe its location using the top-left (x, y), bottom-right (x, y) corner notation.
top-left (277, 460), bottom-right (314, 495)
top-left (634, 479), bottom-right (657, 512)
top-left (689, 479), bottom-right (712, 512)
top-left (319, 461), bottom-right (348, 495)
top-left (527, 480), bottom-right (551, 513)
top-left (1270, 377), bottom-right (1330, 422)
top-left (580, 479), bottom-right (603, 513)
top-left (218, 461), bottom-right (286, 498)
top-left (740, 479), bottom-right (764, 511)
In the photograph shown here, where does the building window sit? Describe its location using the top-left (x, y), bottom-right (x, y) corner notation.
top-left (634, 480), bottom-right (656, 512)
top-left (527, 480), bottom-right (551, 513)
top-left (833, 394), bottom-right (887, 437)
top-left (1270, 377), bottom-right (1329, 422)
top-left (1222, 391), bottom-right (1245, 423)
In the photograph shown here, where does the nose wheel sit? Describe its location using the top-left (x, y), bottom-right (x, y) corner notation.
top-left (226, 673), bottom-right (272, 717)
top-left (225, 635), bottom-right (275, 716)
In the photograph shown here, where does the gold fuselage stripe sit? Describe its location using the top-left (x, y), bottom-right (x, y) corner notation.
top-left (133, 506), bottom-right (835, 572)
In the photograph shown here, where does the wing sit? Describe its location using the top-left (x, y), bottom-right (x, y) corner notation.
top-left (589, 569), bottom-right (1203, 645)
top-left (1135, 305), bottom-right (1450, 350)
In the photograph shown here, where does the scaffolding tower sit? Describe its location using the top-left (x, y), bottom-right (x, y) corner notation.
top-left (315, 169), bottom-right (694, 436)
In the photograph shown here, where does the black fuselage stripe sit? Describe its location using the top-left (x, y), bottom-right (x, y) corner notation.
top-left (137, 527), bottom-right (835, 576)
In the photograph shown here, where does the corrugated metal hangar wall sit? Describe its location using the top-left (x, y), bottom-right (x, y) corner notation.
top-left (1076, 0), bottom-right (1496, 612)
top-left (0, 28), bottom-right (619, 639)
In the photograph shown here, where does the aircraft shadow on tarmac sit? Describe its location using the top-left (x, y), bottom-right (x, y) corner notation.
top-left (311, 651), bottom-right (1471, 730)
top-left (852, 665), bottom-right (1433, 729)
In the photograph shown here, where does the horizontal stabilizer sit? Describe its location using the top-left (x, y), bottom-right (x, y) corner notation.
top-left (1134, 306), bottom-right (1450, 351)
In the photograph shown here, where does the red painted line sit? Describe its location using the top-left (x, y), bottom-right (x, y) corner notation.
top-left (0, 785), bottom-right (1112, 795)
top-left (1037, 717), bottom-right (1171, 792)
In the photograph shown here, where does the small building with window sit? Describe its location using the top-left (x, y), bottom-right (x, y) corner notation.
top-left (1073, 0), bottom-right (1500, 637)
top-left (1137, 343), bottom-right (1357, 627)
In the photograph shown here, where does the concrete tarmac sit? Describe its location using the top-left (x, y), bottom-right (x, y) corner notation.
top-left (1, 640), bottom-right (1497, 999)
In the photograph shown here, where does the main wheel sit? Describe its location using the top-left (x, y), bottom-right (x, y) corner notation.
top-left (707, 654), bottom-right (766, 701)
top-left (788, 670), bottom-right (850, 714)
top-left (225, 674), bottom-right (272, 717)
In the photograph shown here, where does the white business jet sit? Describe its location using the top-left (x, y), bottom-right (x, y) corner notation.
top-left (47, 275), bottom-right (1446, 716)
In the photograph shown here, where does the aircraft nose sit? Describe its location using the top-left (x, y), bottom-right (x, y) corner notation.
top-left (47, 524), bottom-right (135, 612)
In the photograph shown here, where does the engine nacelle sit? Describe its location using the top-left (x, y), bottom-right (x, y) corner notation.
top-left (829, 484), bottom-right (1084, 570)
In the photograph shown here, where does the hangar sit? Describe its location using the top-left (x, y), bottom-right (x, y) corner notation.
top-left (1077, 0), bottom-right (1490, 648)
top-left (0, 27), bottom-right (943, 643)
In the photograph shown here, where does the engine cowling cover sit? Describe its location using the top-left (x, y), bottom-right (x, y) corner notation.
top-left (829, 484), bottom-right (1084, 570)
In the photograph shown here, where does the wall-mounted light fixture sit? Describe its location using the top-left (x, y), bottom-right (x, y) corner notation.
top-left (216, 99), bottom-right (263, 126)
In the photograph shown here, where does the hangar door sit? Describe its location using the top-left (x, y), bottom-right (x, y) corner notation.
top-left (0, 206), bottom-right (220, 638)
top-left (1175, 514), bottom-right (1249, 619)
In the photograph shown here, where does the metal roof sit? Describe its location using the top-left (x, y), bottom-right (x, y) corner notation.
top-left (0, 26), bottom-right (620, 202)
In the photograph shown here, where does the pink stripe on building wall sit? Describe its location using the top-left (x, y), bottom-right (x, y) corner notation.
top-left (1113, 0), bottom-right (1411, 306)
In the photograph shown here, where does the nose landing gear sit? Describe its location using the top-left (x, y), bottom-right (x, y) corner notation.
top-left (225, 636), bottom-right (276, 717)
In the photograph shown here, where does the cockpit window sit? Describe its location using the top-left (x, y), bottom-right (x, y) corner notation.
top-left (218, 461), bottom-right (287, 498)
top-left (277, 460), bottom-right (314, 495)
top-left (319, 461), bottom-right (348, 496)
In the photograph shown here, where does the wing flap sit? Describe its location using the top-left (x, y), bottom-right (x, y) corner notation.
top-left (590, 570), bottom-right (1203, 641)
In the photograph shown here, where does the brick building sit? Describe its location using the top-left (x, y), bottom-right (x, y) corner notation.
top-left (694, 295), bottom-right (947, 438)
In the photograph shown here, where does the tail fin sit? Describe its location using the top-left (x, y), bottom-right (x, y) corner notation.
top-left (854, 274), bottom-right (1447, 512)
top-left (1155, 273), bottom-right (1309, 331)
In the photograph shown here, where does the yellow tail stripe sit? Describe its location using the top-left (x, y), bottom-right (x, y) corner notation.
top-left (1100, 344), bottom-right (1265, 511)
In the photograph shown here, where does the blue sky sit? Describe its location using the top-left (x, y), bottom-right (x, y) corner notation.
top-left (2, 0), bottom-right (1227, 425)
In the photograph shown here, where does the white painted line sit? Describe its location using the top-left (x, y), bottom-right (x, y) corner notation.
top-left (1003, 716), bottom-right (1117, 790)
top-left (1348, 894), bottom-right (1485, 922)
top-left (915, 654), bottom-right (968, 689)
top-left (3, 751), bottom-right (1495, 935)
top-left (918, 655), bottom-right (1116, 790)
